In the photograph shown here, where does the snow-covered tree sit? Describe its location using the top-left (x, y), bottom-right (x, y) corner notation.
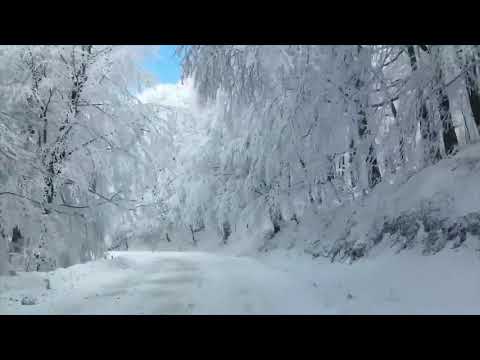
top-left (0, 45), bottom-right (171, 273)
top-left (169, 45), bottom-right (480, 249)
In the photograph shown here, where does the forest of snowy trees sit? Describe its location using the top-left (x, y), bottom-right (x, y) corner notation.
top-left (0, 46), bottom-right (177, 274)
top-left (2, 45), bottom-right (480, 275)
top-left (170, 45), bottom-right (480, 255)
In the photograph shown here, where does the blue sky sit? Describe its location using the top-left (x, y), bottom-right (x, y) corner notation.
top-left (142, 45), bottom-right (182, 84)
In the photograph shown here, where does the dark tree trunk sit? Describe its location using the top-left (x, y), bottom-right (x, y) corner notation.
top-left (437, 85), bottom-right (458, 155)
top-left (189, 225), bottom-right (197, 246)
top-left (43, 116), bottom-right (47, 145)
top-left (41, 46), bottom-right (92, 209)
top-left (390, 100), bottom-right (405, 166)
top-left (222, 221), bottom-right (231, 244)
top-left (463, 49), bottom-right (480, 130)
top-left (466, 74), bottom-right (480, 129)
top-left (353, 46), bottom-right (381, 189)
top-left (44, 158), bottom-right (56, 207)
top-left (420, 45), bottom-right (458, 156)
top-left (269, 205), bottom-right (282, 236)
top-left (356, 99), bottom-right (381, 189)
top-left (367, 144), bottom-right (381, 188)
top-left (349, 138), bottom-right (357, 188)
top-left (11, 225), bottom-right (24, 253)
top-left (407, 45), bottom-right (442, 164)
top-left (326, 154), bottom-right (335, 182)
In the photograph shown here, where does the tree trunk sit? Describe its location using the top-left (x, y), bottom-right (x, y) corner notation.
top-left (390, 100), bottom-right (405, 168)
top-left (348, 138), bottom-right (357, 188)
top-left (437, 84), bottom-right (458, 155)
top-left (44, 158), bottom-right (56, 206)
top-left (356, 102), bottom-right (381, 189)
top-left (466, 74), bottom-right (480, 129)
top-left (366, 144), bottom-right (381, 188)
top-left (462, 48), bottom-right (480, 130)
top-left (42, 46), bottom-right (93, 209)
top-left (353, 46), bottom-right (381, 189)
top-left (429, 46), bottom-right (458, 155)
top-left (189, 225), bottom-right (197, 246)
top-left (407, 45), bottom-right (442, 165)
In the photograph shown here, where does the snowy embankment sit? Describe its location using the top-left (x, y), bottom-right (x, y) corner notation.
top-left (228, 143), bottom-right (480, 262)
top-left (259, 247), bottom-right (480, 314)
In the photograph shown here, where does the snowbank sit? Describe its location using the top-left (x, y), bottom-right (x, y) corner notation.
top-left (232, 142), bottom-right (480, 262)
top-left (257, 245), bottom-right (480, 314)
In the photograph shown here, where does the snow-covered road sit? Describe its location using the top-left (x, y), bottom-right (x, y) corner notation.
top-left (0, 251), bottom-right (332, 314)
top-left (2, 248), bottom-right (480, 314)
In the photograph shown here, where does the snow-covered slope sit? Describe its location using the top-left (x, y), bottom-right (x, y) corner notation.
top-left (230, 142), bottom-right (480, 262)
top-left (258, 245), bottom-right (480, 314)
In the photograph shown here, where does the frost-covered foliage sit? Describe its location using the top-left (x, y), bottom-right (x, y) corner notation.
top-left (3, 45), bottom-right (480, 272)
top-left (0, 45), bottom-right (171, 273)
top-left (163, 45), bottom-right (480, 255)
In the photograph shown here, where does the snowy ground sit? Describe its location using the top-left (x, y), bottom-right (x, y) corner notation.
top-left (0, 251), bottom-right (331, 315)
top-left (259, 245), bottom-right (480, 314)
top-left (1, 248), bottom-right (480, 314)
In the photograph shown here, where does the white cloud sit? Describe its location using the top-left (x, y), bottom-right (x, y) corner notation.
top-left (138, 78), bottom-right (197, 110)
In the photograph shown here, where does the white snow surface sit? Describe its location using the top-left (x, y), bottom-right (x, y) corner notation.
top-left (1, 248), bottom-right (480, 314)
top-left (0, 251), bottom-right (330, 314)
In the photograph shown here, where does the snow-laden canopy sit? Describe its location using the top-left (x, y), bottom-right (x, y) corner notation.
top-left (2, 45), bottom-right (480, 275)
